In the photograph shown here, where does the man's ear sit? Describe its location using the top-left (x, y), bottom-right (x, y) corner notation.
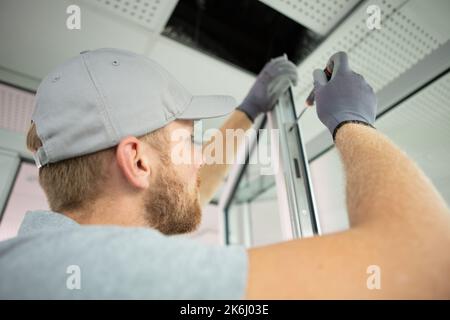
top-left (115, 136), bottom-right (152, 189)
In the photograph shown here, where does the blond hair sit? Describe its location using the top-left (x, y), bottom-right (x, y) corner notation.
top-left (26, 122), bottom-right (168, 212)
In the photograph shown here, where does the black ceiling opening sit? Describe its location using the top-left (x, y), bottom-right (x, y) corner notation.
top-left (163, 0), bottom-right (323, 74)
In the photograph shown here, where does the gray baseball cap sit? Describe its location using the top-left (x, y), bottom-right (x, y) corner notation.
top-left (32, 48), bottom-right (237, 168)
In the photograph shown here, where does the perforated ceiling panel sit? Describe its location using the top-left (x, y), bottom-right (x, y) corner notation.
top-left (82, 0), bottom-right (178, 32)
top-left (0, 83), bottom-right (34, 133)
top-left (259, 0), bottom-right (360, 35)
top-left (295, 0), bottom-right (450, 142)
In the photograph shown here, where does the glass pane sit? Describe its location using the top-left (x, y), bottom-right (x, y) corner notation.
top-left (0, 162), bottom-right (48, 241)
top-left (226, 125), bottom-right (283, 247)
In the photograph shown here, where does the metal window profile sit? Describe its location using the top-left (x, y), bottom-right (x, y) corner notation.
top-left (268, 88), bottom-right (320, 239)
top-left (219, 88), bottom-right (320, 246)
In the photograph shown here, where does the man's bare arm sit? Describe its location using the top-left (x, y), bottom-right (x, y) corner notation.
top-left (337, 124), bottom-right (450, 228)
top-left (198, 110), bottom-right (252, 207)
top-left (246, 124), bottom-right (450, 299)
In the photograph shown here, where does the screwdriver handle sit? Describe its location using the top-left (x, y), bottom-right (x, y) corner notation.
top-left (305, 62), bottom-right (334, 106)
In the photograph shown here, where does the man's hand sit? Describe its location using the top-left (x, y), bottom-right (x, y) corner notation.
top-left (238, 55), bottom-right (298, 122)
top-left (313, 52), bottom-right (377, 139)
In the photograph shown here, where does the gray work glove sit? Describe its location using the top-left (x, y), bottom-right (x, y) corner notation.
top-left (313, 52), bottom-right (377, 140)
top-left (238, 55), bottom-right (298, 122)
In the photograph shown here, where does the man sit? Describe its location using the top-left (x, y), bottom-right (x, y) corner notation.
top-left (0, 48), bottom-right (449, 299)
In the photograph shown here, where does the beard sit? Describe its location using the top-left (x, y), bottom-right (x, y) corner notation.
top-left (143, 164), bottom-right (202, 235)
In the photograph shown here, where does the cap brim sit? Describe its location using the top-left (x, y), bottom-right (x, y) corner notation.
top-left (177, 95), bottom-right (237, 120)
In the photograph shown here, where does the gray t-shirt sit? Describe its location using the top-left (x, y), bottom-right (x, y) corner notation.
top-left (0, 210), bottom-right (248, 299)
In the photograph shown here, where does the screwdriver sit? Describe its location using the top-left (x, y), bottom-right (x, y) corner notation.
top-left (304, 61), bottom-right (334, 107)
